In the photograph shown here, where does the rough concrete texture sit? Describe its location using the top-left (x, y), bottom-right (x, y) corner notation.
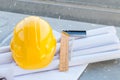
top-left (46, 0), bottom-right (120, 9)
top-left (0, 0), bottom-right (120, 26)
top-left (0, 11), bottom-right (120, 80)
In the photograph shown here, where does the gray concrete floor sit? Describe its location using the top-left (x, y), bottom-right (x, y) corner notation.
top-left (0, 11), bottom-right (120, 80)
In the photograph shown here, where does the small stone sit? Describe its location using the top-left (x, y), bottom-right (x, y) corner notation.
top-left (114, 60), bottom-right (119, 64)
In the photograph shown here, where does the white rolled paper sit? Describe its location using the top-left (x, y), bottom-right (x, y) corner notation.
top-left (0, 52), bottom-right (12, 64)
top-left (72, 33), bottom-right (119, 51)
top-left (0, 46), bottom-right (10, 53)
top-left (0, 27), bottom-right (120, 76)
top-left (55, 33), bottom-right (120, 54)
top-left (0, 26), bottom-right (117, 53)
top-left (0, 26), bottom-right (119, 76)
top-left (0, 67), bottom-right (13, 80)
top-left (14, 64), bottom-right (88, 80)
top-left (9, 49), bottom-right (120, 76)
top-left (70, 49), bottom-right (120, 65)
top-left (0, 43), bottom-right (120, 65)
top-left (53, 26), bottom-right (117, 42)
top-left (87, 26), bottom-right (116, 36)
top-left (1, 33), bottom-right (119, 55)
top-left (72, 43), bottom-right (120, 56)
top-left (0, 33), bottom-right (119, 65)
top-left (54, 43), bottom-right (120, 59)
top-left (0, 43), bottom-right (120, 76)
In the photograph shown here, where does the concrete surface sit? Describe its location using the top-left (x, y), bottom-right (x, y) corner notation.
top-left (1, 0), bottom-right (120, 26)
top-left (0, 11), bottom-right (120, 80)
top-left (46, 0), bottom-right (120, 9)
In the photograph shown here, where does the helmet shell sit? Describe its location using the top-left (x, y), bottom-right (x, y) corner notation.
top-left (10, 16), bottom-right (56, 70)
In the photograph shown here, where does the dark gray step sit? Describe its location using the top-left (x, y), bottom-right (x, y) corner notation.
top-left (0, 0), bottom-right (120, 26)
top-left (45, 0), bottom-right (120, 9)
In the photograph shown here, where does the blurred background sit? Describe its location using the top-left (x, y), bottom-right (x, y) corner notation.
top-left (0, 0), bottom-right (120, 26)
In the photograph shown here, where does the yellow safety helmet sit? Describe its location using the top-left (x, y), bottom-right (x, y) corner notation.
top-left (10, 16), bottom-right (56, 70)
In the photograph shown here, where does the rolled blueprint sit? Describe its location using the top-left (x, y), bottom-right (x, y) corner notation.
top-left (72, 43), bottom-right (120, 56)
top-left (0, 33), bottom-right (119, 64)
top-left (87, 26), bottom-right (116, 37)
top-left (0, 26), bottom-right (120, 76)
top-left (70, 49), bottom-right (120, 65)
top-left (55, 33), bottom-right (120, 54)
top-left (0, 26), bottom-right (117, 53)
top-left (2, 32), bottom-right (118, 55)
top-left (54, 43), bottom-right (120, 59)
top-left (9, 49), bottom-right (120, 76)
top-left (0, 67), bottom-right (13, 80)
top-left (53, 26), bottom-right (116, 42)
top-left (14, 64), bottom-right (88, 80)
top-left (0, 52), bottom-right (12, 64)
top-left (72, 33), bottom-right (119, 51)
top-left (0, 46), bottom-right (10, 53)
top-left (0, 43), bottom-right (120, 65)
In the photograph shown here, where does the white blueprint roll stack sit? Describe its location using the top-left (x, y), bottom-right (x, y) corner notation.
top-left (0, 26), bottom-right (120, 80)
